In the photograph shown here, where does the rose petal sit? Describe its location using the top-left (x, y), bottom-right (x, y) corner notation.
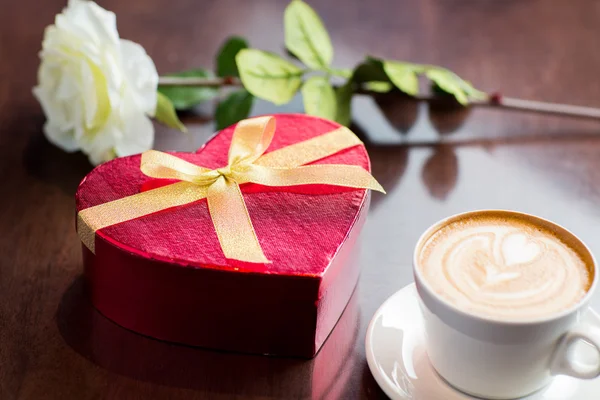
top-left (56, 0), bottom-right (119, 48)
top-left (120, 39), bottom-right (158, 115)
top-left (43, 122), bottom-right (79, 152)
top-left (114, 94), bottom-right (154, 156)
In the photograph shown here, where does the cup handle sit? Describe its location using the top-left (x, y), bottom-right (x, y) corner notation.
top-left (550, 323), bottom-right (600, 379)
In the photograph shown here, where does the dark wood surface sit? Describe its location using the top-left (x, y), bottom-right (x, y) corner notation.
top-left (3, 0), bottom-right (600, 398)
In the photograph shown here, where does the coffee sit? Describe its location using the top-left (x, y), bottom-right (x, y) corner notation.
top-left (418, 211), bottom-right (593, 320)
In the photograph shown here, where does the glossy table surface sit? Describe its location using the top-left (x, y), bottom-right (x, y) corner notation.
top-left (3, 0), bottom-right (600, 399)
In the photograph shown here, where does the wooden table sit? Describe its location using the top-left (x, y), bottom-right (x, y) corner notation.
top-left (3, 0), bottom-right (600, 398)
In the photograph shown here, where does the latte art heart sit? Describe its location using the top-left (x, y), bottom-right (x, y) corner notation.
top-left (419, 213), bottom-right (592, 320)
top-left (501, 233), bottom-right (542, 266)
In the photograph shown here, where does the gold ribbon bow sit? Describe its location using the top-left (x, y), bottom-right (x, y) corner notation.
top-left (77, 116), bottom-right (385, 263)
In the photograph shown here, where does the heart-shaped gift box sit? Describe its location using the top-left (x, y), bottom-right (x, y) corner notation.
top-left (75, 114), bottom-right (379, 357)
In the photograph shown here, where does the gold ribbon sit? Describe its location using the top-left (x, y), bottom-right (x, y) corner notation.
top-left (77, 116), bottom-right (385, 263)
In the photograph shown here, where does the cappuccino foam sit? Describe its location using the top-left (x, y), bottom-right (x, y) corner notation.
top-left (418, 213), bottom-right (592, 320)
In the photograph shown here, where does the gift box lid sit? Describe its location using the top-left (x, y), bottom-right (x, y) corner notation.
top-left (75, 114), bottom-right (371, 277)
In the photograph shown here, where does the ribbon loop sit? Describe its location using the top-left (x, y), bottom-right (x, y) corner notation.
top-left (228, 116), bottom-right (276, 166)
top-left (141, 150), bottom-right (212, 184)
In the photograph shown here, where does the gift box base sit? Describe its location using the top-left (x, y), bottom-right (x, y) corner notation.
top-left (57, 273), bottom-right (359, 398)
top-left (83, 193), bottom-right (369, 358)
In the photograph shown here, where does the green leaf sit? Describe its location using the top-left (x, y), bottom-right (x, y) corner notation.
top-left (334, 82), bottom-right (353, 126)
top-left (383, 61), bottom-right (420, 95)
top-left (364, 81), bottom-right (393, 93)
top-left (236, 49), bottom-right (304, 105)
top-left (301, 76), bottom-right (337, 120)
top-left (215, 90), bottom-right (254, 130)
top-left (284, 0), bottom-right (333, 69)
top-left (425, 69), bottom-right (468, 104)
top-left (351, 58), bottom-right (390, 84)
top-left (154, 92), bottom-right (187, 132)
top-left (158, 69), bottom-right (218, 110)
top-left (425, 67), bottom-right (486, 105)
top-left (330, 68), bottom-right (352, 78)
top-left (216, 36), bottom-right (249, 77)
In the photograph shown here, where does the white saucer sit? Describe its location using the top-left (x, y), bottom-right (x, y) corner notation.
top-left (365, 283), bottom-right (600, 400)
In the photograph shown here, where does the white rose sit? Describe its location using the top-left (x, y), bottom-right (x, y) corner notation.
top-left (33, 0), bottom-right (158, 165)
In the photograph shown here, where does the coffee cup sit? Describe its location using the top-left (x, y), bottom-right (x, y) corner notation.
top-left (413, 210), bottom-right (600, 399)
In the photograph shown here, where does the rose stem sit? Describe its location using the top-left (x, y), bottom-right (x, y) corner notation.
top-left (157, 77), bottom-right (600, 121)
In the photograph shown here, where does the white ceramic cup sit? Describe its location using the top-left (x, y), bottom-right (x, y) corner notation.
top-left (413, 210), bottom-right (600, 399)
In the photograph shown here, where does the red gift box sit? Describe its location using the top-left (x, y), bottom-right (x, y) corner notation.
top-left (75, 114), bottom-right (373, 357)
